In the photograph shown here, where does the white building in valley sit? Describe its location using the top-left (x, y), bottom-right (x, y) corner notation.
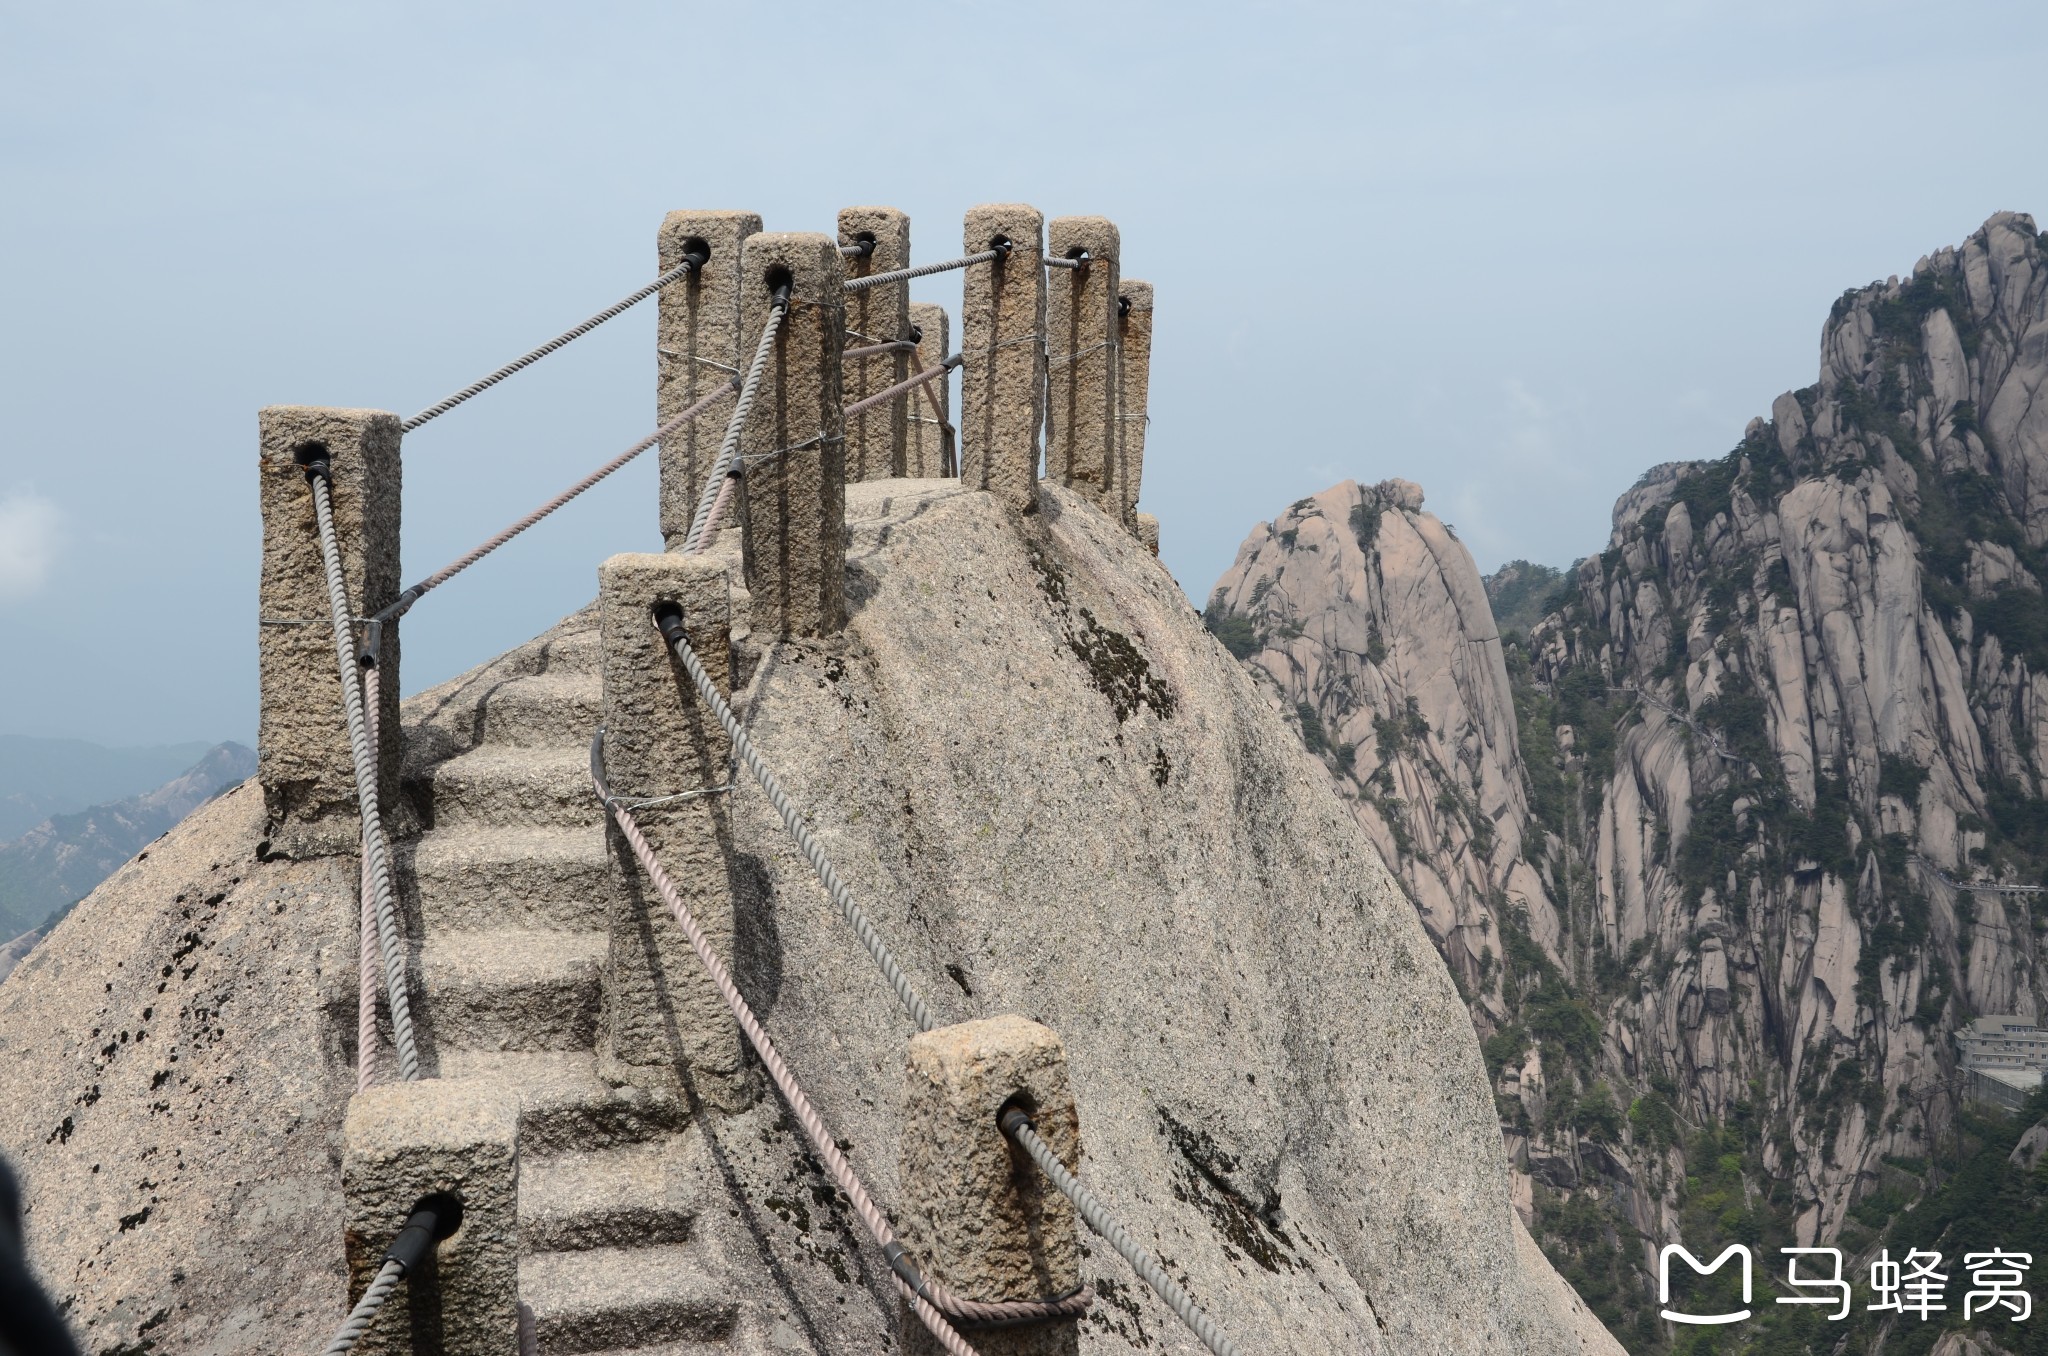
top-left (1956, 1015), bottom-right (2048, 1112)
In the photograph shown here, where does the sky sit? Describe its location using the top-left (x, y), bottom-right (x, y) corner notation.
top-left (3, 0), bottom-right (2046, 746)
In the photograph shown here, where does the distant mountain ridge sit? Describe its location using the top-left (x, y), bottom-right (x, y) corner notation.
top-left (0, 742), bottom-right (254, 951)
top-left (0, 735), bottom-right (217, 841)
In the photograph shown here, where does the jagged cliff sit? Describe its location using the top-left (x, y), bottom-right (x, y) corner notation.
top-left (1209, 213), bottom-right (2048, 1350)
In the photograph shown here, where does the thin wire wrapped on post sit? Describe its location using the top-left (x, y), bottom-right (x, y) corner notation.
top-left (1002, 1109), bottom-right (1244, 1356)
top-left (306, 466), bottom-right (422, 1081)
top-left (404, 255), bottom-right (704, 431)
top-left (372, 379), bottom-right (739, 627)
top-left (842, 249), bottom-right (1002, 294)
top-left (682, 293), bottom-right (788, 553)
top-left (592, 730), bottom-right (1088, 1349)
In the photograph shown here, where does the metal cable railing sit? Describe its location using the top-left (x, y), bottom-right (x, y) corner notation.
top-left (304, 458), bottom-right (421, 1081)
top-left (682, 291), bottom-right (788, 552)
top-left (404, 251), bottom-right (706, 431)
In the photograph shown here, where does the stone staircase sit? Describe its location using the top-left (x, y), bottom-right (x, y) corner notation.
top-left (390, 610), bottom-right (755, 1354)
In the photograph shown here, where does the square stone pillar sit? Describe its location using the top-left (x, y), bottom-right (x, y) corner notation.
top-left (900, 1016), bottom-right (1082, 1356)
top-left (597, 552), bottom-right (745, 1108)
top-left (1116, 281), bottom-right (1154, 531)
top-left (1044, 217), bottom-right (1120, 516)
top-left (657, 210), bottom-right (762, 549)
top-left (959, 205), bottom-right (1046, 514)
top-left (907, 302), bottom-right (954, 477)
top-left (737, 233), bottom-right (848, 637)
top-left (839, 207), bottom-right (911, 482)
top-left (257, 406), bottom-right (400, 857)
top-left (342, 1081), bottom-right (521, 1356)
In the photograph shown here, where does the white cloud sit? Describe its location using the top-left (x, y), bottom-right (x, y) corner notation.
top-left (0, 491), bottom-right (62, 600)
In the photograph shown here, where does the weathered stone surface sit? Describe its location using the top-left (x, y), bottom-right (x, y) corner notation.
top-left (1044, 218), bottom-right (1120, 515)
top-left (656, 210), bottom-right (760, 549)
top-left (342, 1080), bottom-right (521, 1356)
top-left (907, 302), bottom-right (952, 477)
top-left (959, 205), bottom-right (1045, 513)
top-left (1134, 511), bottom-right (1159, 555)
top-left (1115, 281), bottom-right (1153, 529)
top-left (2, 478), bottom-right (1620, 1355)
top-left (597, 552), bottom-right (743, 1104)
top-left (899, 1016), bottom-right (1079, 1356)
top-left (737, 232), bottom-right (847, 637)
top-left (257, 406), bottom-right (400, 857)
top-left (839, 207), bottom-right (911, 482)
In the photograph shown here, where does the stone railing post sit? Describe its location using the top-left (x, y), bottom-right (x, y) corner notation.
top-left (839, 206), bottom-right (911, 482)
top-left (907, 302), bottom-right (953, 477)
top-left (900, 1016), bottom-right (1083, 1356)
top-left (596, 551), bottom-right (744, 1107)
top-left (1116, 281), bottom-right (1154, 533)
top-left (257, 406), bottom-right (400, 857)
top-left (737, 233), bottom-right (848, 637)
top-left (959, 205), bottom-right (1046, 513)
top-left (1043, 217), bottom-right (1120, 515)
top-left (342, 1081), bottom-right (521, 1356)
top-left (657, 210), bottom-right (762, 549)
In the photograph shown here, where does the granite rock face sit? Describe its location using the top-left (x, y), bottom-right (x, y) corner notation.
top-left (1208, 212), bottom-right (2048, 1344)
top-left (0, 479), bottom-right (1617, 1354)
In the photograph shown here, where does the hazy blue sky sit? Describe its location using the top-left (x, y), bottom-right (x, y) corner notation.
top-left (3, 1), bottom-right (2045, 745)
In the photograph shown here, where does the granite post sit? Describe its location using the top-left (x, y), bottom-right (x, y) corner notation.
top-left (958, 205), bottom-right (1046, 513)
top-left (657, 210), bottom-right (761, 549)
top-left (839, 207), bottom-right (911, 481)
top-left (1043, 217), bottom-right (1120, 515)
top-left (257, 406), bottom-right (401, 857)
top-left (1116, 281), bottom-right (1154, 531)
top-left (737, 233), bottom-right (848, 637)
top-left (342, 1081), bottom-right (521, 1356)
top-left (907, 302), bottom-right (953, 477)
top-left (597, 552), bottom-right (744, 1107)
top-left (899, 1016), bottom-right (1083, 1356)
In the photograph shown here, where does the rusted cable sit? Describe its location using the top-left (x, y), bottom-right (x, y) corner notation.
top-left (843, 250), bottom-right (1001, 294)
top-left (843, 354), bottom-right (962, 419)
top-left (372, 380), bottom-right (738, 627)
top-left (403, 252), bottom-right (705, 431)
top-left (592, 730), bottom-right (1089, 1344)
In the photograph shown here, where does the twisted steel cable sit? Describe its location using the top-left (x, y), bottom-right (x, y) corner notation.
top-left (403, 258), bottom-right (701, 431)
top-left (842, 250), bottom-right (1002, 294)
top-left (842, 338), bottom-right (918, 360)
top-left (1002, 1111), bottom-right (1244, 1356)
top-left (356, 671), bottom-right (383, 1094)
top-left (682, 295), bottom-right (787, 553)
top-left (308, 469), bottom-right (422, 1081)
top-left (373, 380), bottom-right (738, 626)
top-left (592, 735), bottom-right (1089, 1339)
top-left (318, 1259), bottom-right (405, 1356)
top-left (656, 631), bottom-right (938, 1031)
top-left (842, 355), bottom-right (962, 419)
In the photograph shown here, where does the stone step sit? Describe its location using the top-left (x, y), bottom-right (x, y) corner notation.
top-left (538, 624), bottom-right (603, 677)
top-left (478, 671), bottom-right (605, 748)
top-left (418, 929), bottom-right (604, 1053)
top-left (437, 1051), bottom-right (691, 1154)
top-left (520, 1246), bottom-right (738, 1355)
top-left (427, 745), bottom-right (600, 830)
top-left (521, 1142), bottom-right (698, 1253)
top-left (405, 825), bottom-right (611, 931)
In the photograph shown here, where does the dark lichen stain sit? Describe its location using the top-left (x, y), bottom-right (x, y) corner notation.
top-left (47, 1116), bottom-right (73, 1145)
top-left (1151, 746), bottom-right (1172, 787)
top-left (1028, 541), bottom-right (1176, 723)
top-left (118, 1206), bottom-right (151, 1232)
top-left (945, 963), bottom-right (974, 997)
top-left (1159, 1110), bottom-right (1300, 1274)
